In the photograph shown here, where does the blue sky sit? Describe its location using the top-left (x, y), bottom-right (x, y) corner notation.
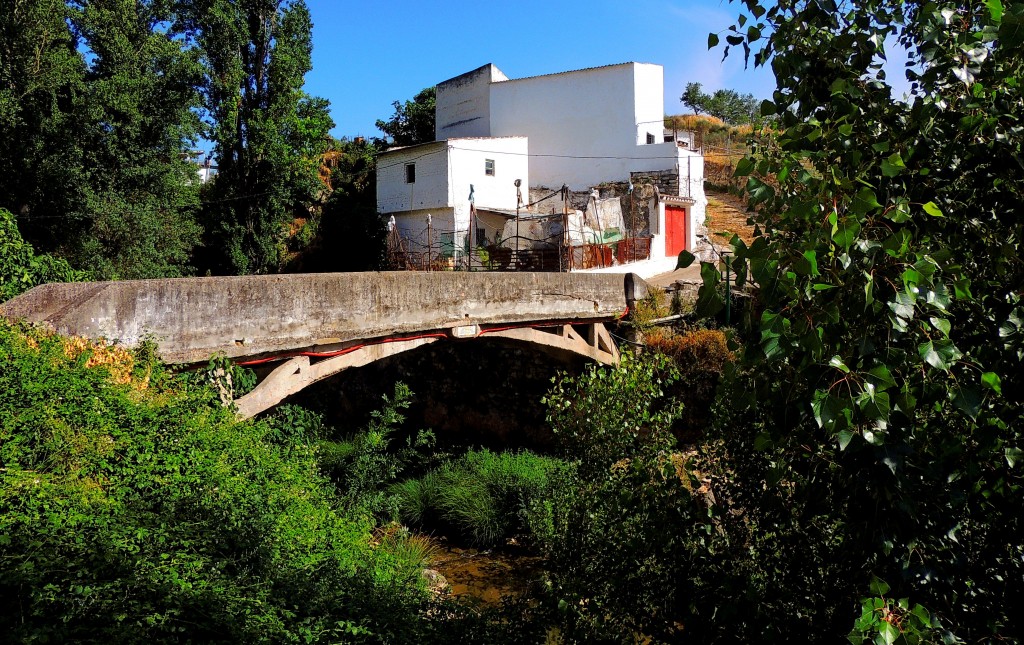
top-left (303, 0), bottom-right (780, 139)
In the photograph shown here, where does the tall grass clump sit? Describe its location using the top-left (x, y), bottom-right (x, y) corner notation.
top-left (393, 449), bottom-right (564, 547)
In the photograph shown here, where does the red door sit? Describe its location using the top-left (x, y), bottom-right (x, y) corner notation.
top-left (665, 205), bottom-right (687, 256)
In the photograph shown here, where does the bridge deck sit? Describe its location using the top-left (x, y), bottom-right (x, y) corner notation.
top-left (1, 272), bottom-right (643, 364)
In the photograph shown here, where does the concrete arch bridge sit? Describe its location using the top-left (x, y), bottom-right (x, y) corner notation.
top-left (1, 272), bottom-right (648, 419)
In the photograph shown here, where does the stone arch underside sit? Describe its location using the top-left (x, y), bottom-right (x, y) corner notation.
top-left (233, 322), bottom-right (619, 420)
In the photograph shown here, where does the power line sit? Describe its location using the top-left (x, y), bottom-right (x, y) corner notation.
top-left (376, 144), bottom-right (710, 171)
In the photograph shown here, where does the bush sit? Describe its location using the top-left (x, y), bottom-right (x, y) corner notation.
top-left (538, 354), bottom-right (730, 642)
top-left (393, 449), bottom-right (564, 547)
top-left (316, 382), bottom-right (436, 516)
top-left (1, 208), bottom-right (89, 301)
top-left (0, 320), bottom-right (430, 643)
top-left (645, 328), bottom-right (735, 437)
top-left (543, 352), bottom-right (682, 477)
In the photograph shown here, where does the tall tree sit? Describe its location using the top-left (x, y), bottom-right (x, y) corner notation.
top-left (679, 0), bottom-right (1024, 640)
top-left (680, 81), bottom-right (707, 116)
top-left (375, 86), bottom-right (435, 148)
top-left (70, 0), bottom-right (205, 279)
top-left (1, 0), bottom-right (206, 280)
top-left (680, 81), bottom-right (758, 124)
top-left (0, 0), bottom-right (90, 249)
top-left (185, 0), bottom-right (333, 275)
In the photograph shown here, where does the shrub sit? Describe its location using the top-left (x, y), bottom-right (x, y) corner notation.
top-left (393, 449), bottom-right (564, 547)
top-left (543, 352), bottom-right (682, 477)
top-left (1, 208), bottom-right (89, 301)
top-left (535, 350), bottom-right (749, 642)
top-left (0, 320), bottom-right (429, 643)
top-left (645, 328), bottom-right (735, 437)
top-left (316, 382), bottom-right (435, 516)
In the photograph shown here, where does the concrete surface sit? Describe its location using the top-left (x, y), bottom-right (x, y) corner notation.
top-left (1, 271), bottom-right (639, 364)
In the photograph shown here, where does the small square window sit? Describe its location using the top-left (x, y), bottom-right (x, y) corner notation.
top-left (405, 163), bottom-right (416, 183)
top-left (484, 159), bottom-right (495, 176)
top-left (646, 133), bottom-right (656, 144)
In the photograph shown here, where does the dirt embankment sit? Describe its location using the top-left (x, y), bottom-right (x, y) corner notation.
top-left (705, 190), bottom-right (755, 247)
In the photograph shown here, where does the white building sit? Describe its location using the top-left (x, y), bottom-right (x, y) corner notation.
top-left (378, 62), bottom-right (708, 275)
top-left (378, 136), bottom-right (528, 264)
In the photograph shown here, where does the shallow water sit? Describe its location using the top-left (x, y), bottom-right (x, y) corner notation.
top-left (429, 540), bottom-right (544, 605)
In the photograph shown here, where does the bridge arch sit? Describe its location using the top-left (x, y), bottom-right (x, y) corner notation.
top-left (232, 321), bottom-right (619, 419)
top-left (2, 271), bottom-right (649, 419)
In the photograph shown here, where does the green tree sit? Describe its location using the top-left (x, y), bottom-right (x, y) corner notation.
top-left (680, 81), bottom-right (709, 116)
top-left (1, 0), bottom-right (206, 280)
top-left (1, 208), bottom-right (89, 301)
top-left (680, 81), bottom-right (758, 124)
top-left (185, 0), bottom-right (333, 275)
top-left (375, 86), bottom-right (435, 148)
top-left (302, 136), bottom-right (386, 272)
top-left (682, 0), bottom-right (1024, 640)
top-left (0, 0), bottom-right (91, 249)
top-left (69, 0), bottom-right (205, 279)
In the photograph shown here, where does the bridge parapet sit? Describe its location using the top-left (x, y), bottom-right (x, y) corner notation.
top-left (1, 271), bottom-right (641, 365)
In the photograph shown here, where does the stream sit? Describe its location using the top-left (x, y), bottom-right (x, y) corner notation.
top-left (428, 540), bottom-right (544, 605)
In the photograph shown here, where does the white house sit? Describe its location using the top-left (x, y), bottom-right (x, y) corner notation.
top-left (378, 136), bottom-right (528, 264)
top-left (378, 62), bottom-right (708, 275)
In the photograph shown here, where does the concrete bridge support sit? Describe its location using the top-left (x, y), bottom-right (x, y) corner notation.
top-left (233, 321), bottom-right (618, 420)
top-left (2, 271), bottom-right (645, 418)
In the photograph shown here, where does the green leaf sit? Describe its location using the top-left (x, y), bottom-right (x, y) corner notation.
top-left (694, 262), bottom-right (725, 317)
top-left (734, 157), bottom-right (755, 177)
top-left (881, 152), bottom-right (905, 177)
top-left (925, 283), bottom-right (952, 310)
top-left (794, 250), bottom-right (819, 276)
top-left (981, 371), bottom-right (1002, 394)
top-left (832, 215), bottom-right (861, 249)
top-left (930, 316), bottom-right (951, 337)
top-left (886, 199), bottom-right (912, 223)
top-left (829, 355), bottom-right (851, 373)
top-left (953, 279), bottom-right (973, 300)
top-left (879, 619), bottom-right (898, 644)
top-left (1006, 447), bottom-right (1022, 468)
top-left (918, 339), bottom-right (961, 371)
top-left (837, 430), bottom-right (855, 451)
top-left (869, 576), bottom-right (890, 596)
top-left (867, 365), bottom-right (897, 391)
top-left (922, 201), bottom-right (944, 217)
top-left (811, 390), bottom-right (851, 431)
top-left (850, 187), bottom-right (881, 215)
top-left (889, 291), bottom-right (916, 320)
top-left (676, 249), bottom-right (696, 269)
top-left (707, 32), bottom-right (720, 48)
top-left (985, 0), bottom-right (1004, 21)
top-left (952, 384), bottom-right (983, 419)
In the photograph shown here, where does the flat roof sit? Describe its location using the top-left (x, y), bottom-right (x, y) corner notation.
top-left (379, 136), bottom-right (526, 157)
top-left (496, 61), bottom-right (657, 84)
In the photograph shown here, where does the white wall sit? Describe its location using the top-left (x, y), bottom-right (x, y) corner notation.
top-left (435, 64), bottom-right (508, 140)
top-left (392, 207), bottom-right (458, 258)
top-left (448, 137), bottom-right (528, 213)
top-left (488, 62), bottom-right (669, 189)
top-left (381, 137), bottom-right (528, 255)
top-left (633, 63), bottom-right (666, 146)
top-left (376, 142), bottom-right (449, 214)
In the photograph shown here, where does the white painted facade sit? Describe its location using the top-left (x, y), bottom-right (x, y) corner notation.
top-left (377, 136), bottom-right (528, 258)
top-left (378, 61), bottom-right (709, 275)
top-left (435, 64), bottom-right (508, 140)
